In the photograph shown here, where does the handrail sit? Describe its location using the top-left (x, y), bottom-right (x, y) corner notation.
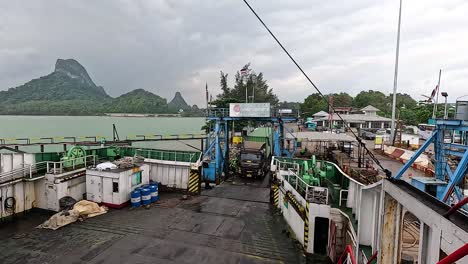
top-left (47, 155), bottom-right (96, 175)
top-left (362, 251), bottom-right (368, 264)
top-left (286, 168), bottom-right (328, 204)
top-left (135, 149), bottom-right (200, 163)
top-left (366, 251), bottom-right (378, 264)
top-left (1, 134), bottom-right (207, 146)
top-left (272, 157), bottom-right (300, 172)
top-left (444, 196), bottom-right (468, 217)
top-left (323, 161), bottom-right (365, 187)
top-left (275, 160), bottom-right (300, 171)
top-left (272, 157), bottom-right (328, 204)
top-left (337, 245), bottom-right (357, 264)
top-left (206, 108), bottom-right (230, 117)
top-left (437, 244), bottom-right (468, 264)
top-left (339, 189), bottom-right (348, 207)
top-left (0, 161), bottom-right (48, 183)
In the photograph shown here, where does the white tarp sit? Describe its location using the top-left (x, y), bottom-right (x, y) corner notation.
top-left (37, 200), bottom-right (107, 230)
top-left (96, 162), bottom-right (117, 170)
top-left (229, 103), bottom-right (270, 117)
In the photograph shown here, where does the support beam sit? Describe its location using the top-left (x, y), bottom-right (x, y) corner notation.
top-left (203, 138), bottom-right (216, 158)
top-left (445, 149), bottom-right (465, 158)
top-left (441, 148), bottom-right (468, 202)
top-left (274, 126), bottom-right (281, 156)
top-left (279, 121), bottom-right (285, 155)
top-left (435, 126), bottom-right (446, 181)
top-left (224, 121), bottom-right (230, 175)
top-left (454, 187), bottom-right (464, 204)
top-left (214, 122), bottom-right (222, 183)
top-left (394, 131), bottom-right (437, 179)
top-left (445, 163), bottom-right (454, 181)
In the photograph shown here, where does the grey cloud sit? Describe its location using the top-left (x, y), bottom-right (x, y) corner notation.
top-left (0, 0), bottom-right (467, 106)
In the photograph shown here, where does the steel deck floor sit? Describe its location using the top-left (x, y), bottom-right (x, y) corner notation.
top-left (0, 177), bottom-right (304, 264)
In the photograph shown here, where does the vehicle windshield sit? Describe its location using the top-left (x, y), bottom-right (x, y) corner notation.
top-left (241, 153), bottom-right (261, 161)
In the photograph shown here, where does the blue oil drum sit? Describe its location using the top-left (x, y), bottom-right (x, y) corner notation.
top-left (150, 182), bottom-right (159, 202)
top-left (130, 190), bottom-right (141, 208)
top-left (141, 188), bottom-right (151, 206)
top-left (149, 185), bottom-right (158, 202)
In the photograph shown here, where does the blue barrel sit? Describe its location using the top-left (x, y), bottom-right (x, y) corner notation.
top-left (134, 187), bottom-right (142, 193)
top-left (150, 182), bottom-right (159, 202)
top-left (130, 190), bottom-right (141, 208)
top-left (141, 188), bottom-right (151, 206)
top-left (149, 185), bottom-right (158, 202)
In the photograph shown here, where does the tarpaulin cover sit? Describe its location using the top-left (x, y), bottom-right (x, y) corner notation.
top-left (389, 149), bottom-right (405, 159)
top-left (37, 200), bottom-right (107, 230)
top-left (96, 162), bottom-right (117, 170)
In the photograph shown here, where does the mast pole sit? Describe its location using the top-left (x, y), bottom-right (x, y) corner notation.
top-left (391, 0), bottom-right (403, 144)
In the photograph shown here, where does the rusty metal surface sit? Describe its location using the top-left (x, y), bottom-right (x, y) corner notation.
top-left (380, 194), bottom-right (398, 264)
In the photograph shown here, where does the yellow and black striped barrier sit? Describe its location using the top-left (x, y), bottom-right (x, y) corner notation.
top-left (188, 169), bottom-right (200, 195)
top-left (285, 191), bottom-right (306, 219)
top-left (304, 202), bottom-right (310, 249)
top-left (271, 184), bottom-right (280, 207)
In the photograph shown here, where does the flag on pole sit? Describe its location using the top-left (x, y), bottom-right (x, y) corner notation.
top-left (240, 63), bottom-right (251, 76)
top-left (430, 84), bottom-right (439, 99)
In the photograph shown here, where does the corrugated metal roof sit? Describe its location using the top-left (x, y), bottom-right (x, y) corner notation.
top-left (286, 132), bottom-right (356, 142)
top-left (314, 113), bottom-right (391, 122)
top-left (360, 105), bottom-right (380, 112)
top-left (312, 111), bottom-right (329, 117)
top-left (248, 127), bottom-right (272, 137)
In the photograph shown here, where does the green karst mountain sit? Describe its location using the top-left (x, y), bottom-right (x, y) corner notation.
top-left (105, 89), bottom-right (169, 114)
top-left (1, 59), bottom-right (110, 104)
top-left (168, 91), bottom-right (191, 111)
top-left (0, 59), bottom-right (196, 115)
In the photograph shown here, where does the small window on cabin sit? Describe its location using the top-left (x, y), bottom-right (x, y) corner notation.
top-left (113, 182), bottom-right (119, 193)
top-left (131, 172), bottom-right (142, 186)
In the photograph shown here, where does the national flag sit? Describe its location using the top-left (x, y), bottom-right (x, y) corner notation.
top-left (430, 84), bottom-right (439, 99)
top-left (240, 63), bottom-right (251, 75)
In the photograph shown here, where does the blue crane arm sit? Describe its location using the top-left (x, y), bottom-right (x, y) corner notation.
top-left (394, 131), bottom-right (437, 180)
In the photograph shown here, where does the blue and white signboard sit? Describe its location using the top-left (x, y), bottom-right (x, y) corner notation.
top-left (229, 103), bottom-right (270, 117)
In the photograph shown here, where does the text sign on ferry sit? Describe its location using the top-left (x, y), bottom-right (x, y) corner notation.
top-left (229, 103), bottom-right (270, 118)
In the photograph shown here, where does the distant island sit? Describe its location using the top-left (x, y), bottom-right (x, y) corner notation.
top-left (0, 59), bottom-right (203, 116)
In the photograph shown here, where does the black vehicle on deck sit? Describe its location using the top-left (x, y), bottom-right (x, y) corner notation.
top-left (238, 141), bottom-right (268, 179)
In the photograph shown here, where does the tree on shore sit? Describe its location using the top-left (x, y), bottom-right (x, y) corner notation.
top-left (300, 89), bottom-right (439, 125)
top-left (212, 65), bottom-right (279, 108)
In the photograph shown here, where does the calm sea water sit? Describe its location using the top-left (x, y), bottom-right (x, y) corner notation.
top-left (0, 116), bottom-right (206, 152)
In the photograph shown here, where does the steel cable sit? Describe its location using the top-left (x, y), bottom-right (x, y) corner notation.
top-left (241, 0), bottom-right (392, 178)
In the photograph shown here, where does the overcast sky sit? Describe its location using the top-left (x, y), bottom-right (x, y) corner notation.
top-left (1, 0), bottom-right (467, 106)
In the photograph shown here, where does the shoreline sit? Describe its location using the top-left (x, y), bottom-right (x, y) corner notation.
top-left (0, 114), bottom-right (204, 118)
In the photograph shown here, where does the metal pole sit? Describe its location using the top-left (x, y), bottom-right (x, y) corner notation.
top-left (390, 0), bottom-right (403, 143)
top-left (244, 76), bottom-right (248, 103)
top-left (432, 69), bottom-right (442, 119)
top-left (444, 96), bottom-right (448, 119)
top-left (252, 75), bottom-right (255, 103)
